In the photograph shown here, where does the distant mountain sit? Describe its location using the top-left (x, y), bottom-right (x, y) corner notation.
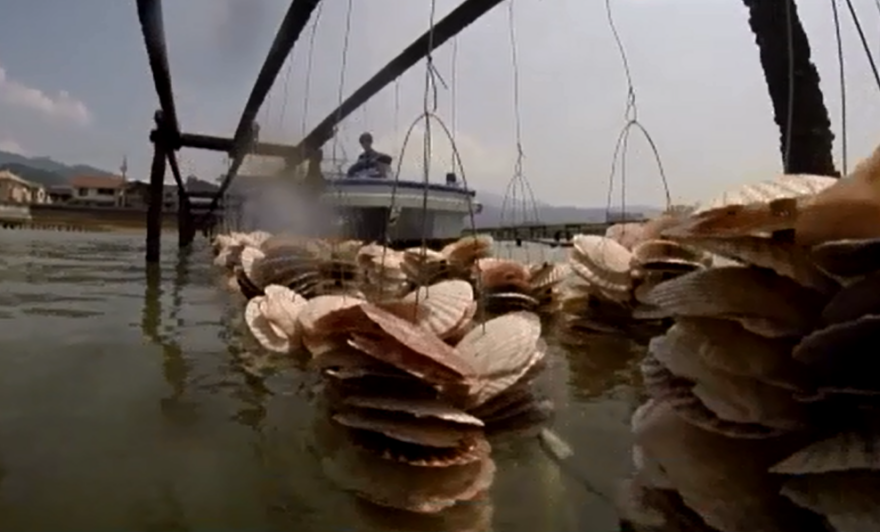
top-left (0, 150), bottom-right (116, 187)
top-left (472, 190), bottom-right (661, 227)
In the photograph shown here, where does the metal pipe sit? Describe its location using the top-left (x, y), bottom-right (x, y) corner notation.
top-left (294, 0), bottom-right (507, 161)
top-left (136, 0), bottom-right (180, 136)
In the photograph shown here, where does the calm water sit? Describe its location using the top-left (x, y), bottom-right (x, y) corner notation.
top-left (0, 230), bottom-right (642, 532)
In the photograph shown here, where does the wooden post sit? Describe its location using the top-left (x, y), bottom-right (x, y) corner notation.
top-left (177, 186), bottom-right (195, 248)
top-left (146, 110), bottom-right (167, 264)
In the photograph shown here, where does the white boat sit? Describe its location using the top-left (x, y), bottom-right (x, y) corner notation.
top-left (227, 165), bottom-right (482, 246)
top-left (320, 168), bottom-right (482, 245)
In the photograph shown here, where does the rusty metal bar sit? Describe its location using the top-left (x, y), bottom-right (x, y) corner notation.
top-left (178, 132), bottom-right (298, 158)
top-left (294, 0), bottom-right (507, 161)
top-left (202, 0), bottom-right (322, 221)
top-left (136, 0), bottom-right (180, 137)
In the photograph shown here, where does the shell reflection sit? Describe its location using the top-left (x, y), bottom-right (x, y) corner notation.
top-left (620, 146), bottom-right (880, 532)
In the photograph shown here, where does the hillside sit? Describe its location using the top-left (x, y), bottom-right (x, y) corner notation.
top-left (0, 150), bottom-right (116, 187)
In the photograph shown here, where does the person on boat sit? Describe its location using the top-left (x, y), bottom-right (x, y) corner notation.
top-left (346, 132), bottom-right (392, 178)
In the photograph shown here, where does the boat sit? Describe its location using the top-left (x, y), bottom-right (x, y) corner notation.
top-left (226, 163), bottom-right (482, 248)
top-left (320, 165), bottom-right (482, 247)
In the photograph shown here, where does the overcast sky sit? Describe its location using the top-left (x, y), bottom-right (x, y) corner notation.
top-left (0, 0), bottom-right (879, 208)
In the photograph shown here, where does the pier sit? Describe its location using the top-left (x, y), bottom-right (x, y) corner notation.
top-left (467, 219), bottom-right (648, 246)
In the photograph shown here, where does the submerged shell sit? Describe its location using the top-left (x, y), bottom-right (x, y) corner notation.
top-left (333, 410), bottom-right (480, 448)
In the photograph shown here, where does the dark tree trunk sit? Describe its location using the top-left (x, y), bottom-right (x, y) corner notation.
top-left (743, 0), bottom-right (839, 177)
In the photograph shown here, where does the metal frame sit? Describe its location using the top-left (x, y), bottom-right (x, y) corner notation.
top-left (135, 0), bottom-right (507, 263)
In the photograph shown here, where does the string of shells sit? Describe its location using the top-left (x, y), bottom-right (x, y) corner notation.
top-left (619, 148), bottom-right (880, 532)
top-left (210, 231), bottom-right (557, 517)
top-left (557, 211), bottom-right (711, 344)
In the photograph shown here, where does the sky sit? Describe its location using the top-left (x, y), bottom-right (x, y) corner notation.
top-left (0, 0), bottom-right (879, 209)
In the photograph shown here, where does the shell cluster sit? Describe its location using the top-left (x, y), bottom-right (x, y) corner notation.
top-left (620, 157), bottom-right (880, 532)
top-left (557, 215), bottom-right (711, 344)
top-left (210, 231), bottom-right (557, 517)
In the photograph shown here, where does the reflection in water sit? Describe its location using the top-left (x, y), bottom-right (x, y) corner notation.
top-left (0, 234), bottom-right (642, 531)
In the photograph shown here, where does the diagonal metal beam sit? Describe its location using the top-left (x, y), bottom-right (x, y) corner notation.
top-left (293, 0), bottom-right (507, 162)
top-left (202, 0), bottom-right (323, 220)
top-left (136, 0), bottom-right (180, 137)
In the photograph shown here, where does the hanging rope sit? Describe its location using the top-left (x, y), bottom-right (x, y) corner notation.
top-left (450, 37), bottom-right (458, 172)
top-left (498, 0), bottom-right (542, 261)
top-left (831, 0), bottom-right (848, 175)
top-left (603, 0), bottom-right (670, 222)
top-left (300, 0), bottom-right (325, 138)
top-left (844, 0), bottom-right (880, 92)
top-left (331, 0), bottom-right (355, 168)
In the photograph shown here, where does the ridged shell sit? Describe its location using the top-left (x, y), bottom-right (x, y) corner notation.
top-left (664, 318), bottom-right (808, 390)
top-left (401, 280), bottom-right (475, 339)
top-left (792, 315), bottom-right (880, 394)
top-left (298, 294), bottom-right (364, 336)
top-left (822, 271), bottom-right (880, 324)
top-left (528, 262), bottom-right (569, 288)
top-left (810, 237), bottom-right (880, 278)
top-left (571, 235), bottom-right (633, 282)
top-left (649, 325), bottom-right (807, 430)
top-left (441, 235), bottom-right (494, 265)
top-left (695, 174), bottom-right (836, 214)
top-left (637, 266), bottom-right (826, 337)
top-left (781, 472), bottom-right (880, 532)
top-left (672, 235), bottom-right (837, 294)
top-left (456, 312), bottom-right (543, 406)
top-left (631, 239), bottom-right (706, 270)
top-left (333, 410), bottom-right (481, 448)
top-left (240, 245), bottom-right (267, 287)
top-left (244, 285), bottom-right (307, 353)
top-left (343, 394), bottom-right (484, 427)
top-left (771, 428), bottom-right (880, 474)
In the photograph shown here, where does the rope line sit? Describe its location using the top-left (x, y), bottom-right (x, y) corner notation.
top-left (783, 0), bottom-right (795, 172)
top-left (831, 0), bottom-right (848, 175)
top-left (603, 0), bottom-right (670, 221)
top-left (844, 0), bottom-right (880, 92)
top-left (498, 0), bottom-right (542, 261)
top-left (300, 1), bottom-right (325, 138)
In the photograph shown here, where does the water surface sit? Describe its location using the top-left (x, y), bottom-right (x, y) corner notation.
top-left (0, 231), bottom-right (641, 531)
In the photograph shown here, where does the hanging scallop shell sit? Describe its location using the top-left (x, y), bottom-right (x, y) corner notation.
top-left (792, 315), bottom-right (880, 395)
top-left (569, 234), bottom-right (633, 293)
top-left (441, 235), bottom-right (494, 266)
top-left (244, 284), bottom-right (308, 353)
top-left (810, 237), bottom-right (880, 278)
top-left (636, 266), bottom-right (827, 338)
top-left (631, 239), bottom-right (707, 273)
top-left (401, 280), bottom-right (475, 339)
top-left (239, 245), bottom-right (266, 287)
top-left (670, 235), bottom-right (837, 294)
top-left (780, 472), bottom-right (880, 532)
top-left (771, 427), bottom-right (880, 475)
top-left (695, 174), bottom-right (837, 214)
top-left (456, 311), bottom-right (543, 407)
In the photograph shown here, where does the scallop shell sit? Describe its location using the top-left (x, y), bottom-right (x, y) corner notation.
top-left (640, 356), bottom-right (787, 439)
top-left (298, 294), bottom-right (365, 336)
top-left (401, 280), bottom-right (475, 339)
top-left (771, 427), bottom-right (880, 474)
top-left (636, 266), bottom-right (826, 337)
top-left (441, 235), bottom-right (494, 265)
top-left (664, 318), bottom-right (808, 390)
top-left (822, 271), bottom-right (880, 324)
top-left (569, 235), bottom-right (633, 291)
top-left (810, 237), bottom-right (880, 278)
top-left (695, 174), bottom-right (837, 214)
top-left (672, 235), bottom-right (837, 294)
top-left (780, 472), bottom-right (880, 532)
top-left (649, 326), bottom-right (807, 430)
top-left (792, 315), bottom-right (880, 394)
top-left (528, 262), bottom-right (569, 288)
top-left (343, 394), bottom-right (485, 427)
top-left (456, 311), bottom-right (543, 406)
top-left (361, 304), bottom-right (474, 371)
top-left (631, 239), bottom-right (706, 271)
top-left (244, 285), bottom-right (307, 353)
top-left (332, 410), bottom-right (481, 448)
